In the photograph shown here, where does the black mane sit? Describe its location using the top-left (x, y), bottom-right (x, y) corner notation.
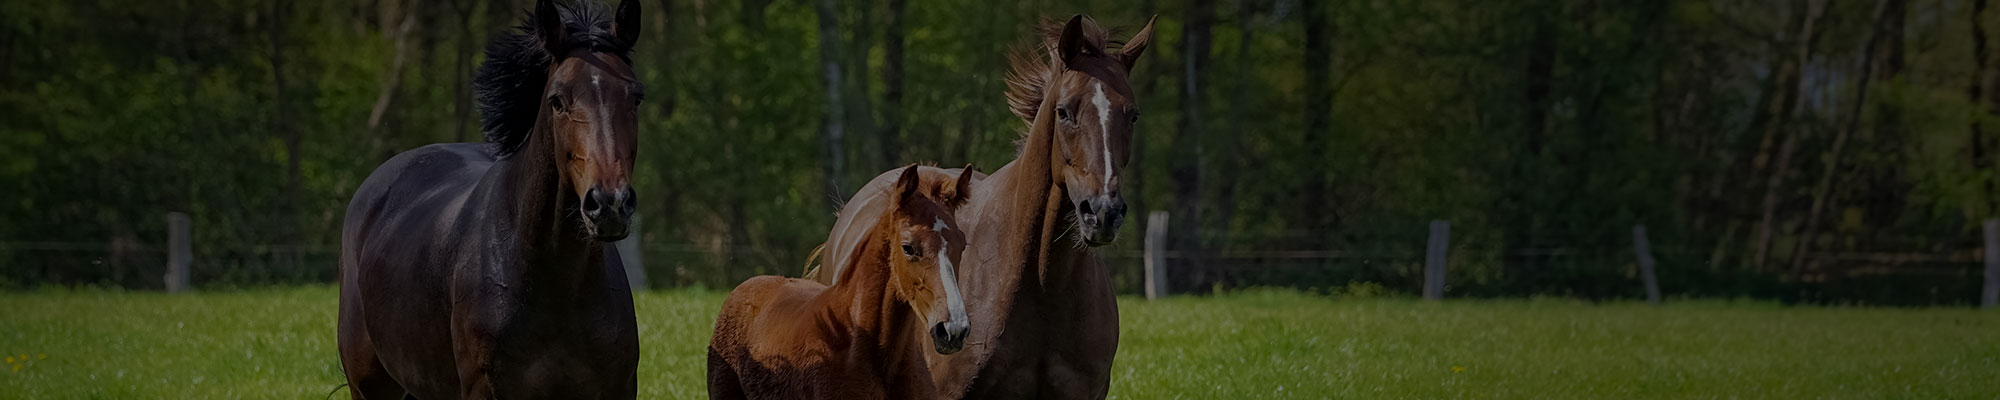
top-left (474, 1), bottom-right (634, 158)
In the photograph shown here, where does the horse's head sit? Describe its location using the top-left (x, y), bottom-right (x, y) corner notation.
top-left (1043, 15), bottom-right (1154, 246)
top-left (885, 166), bottom-right (974, 355)
top-left (535, 0), bottom-right (644, 241)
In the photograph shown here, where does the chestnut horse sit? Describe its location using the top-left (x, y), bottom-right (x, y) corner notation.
top-left (806, 15), bottom-right (1154, 399)
top-left (336, 0), bottom-right (646, 398)
top-left (708, 166), bottom-right (975, 399)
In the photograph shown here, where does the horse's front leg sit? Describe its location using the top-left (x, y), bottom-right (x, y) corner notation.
top-left (453, 340), bottom-right (497, 399)
top-left (458, 374), bottom-right (495, 399)
top-left (452, 306), bottom-right (501, 399)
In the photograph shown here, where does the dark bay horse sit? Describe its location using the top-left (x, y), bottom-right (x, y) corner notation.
top-left (337, 0), bottom-right (646, 398)
top-left (806, 15), bottom-right (1154, 399)
top-left (708, 166), bottom-right (974, 399)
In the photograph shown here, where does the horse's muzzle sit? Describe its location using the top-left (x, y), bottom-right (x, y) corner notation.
top-left (1075, 194), bottom-right (1126, 246)
top-left (583, 186), bottom-right (636, 241)
top-left (931, 320), bottom-right (968, 355)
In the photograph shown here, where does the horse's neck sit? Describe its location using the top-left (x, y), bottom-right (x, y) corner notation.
top-left (822, 217), bottom-right (920, 363)
top-left (979, 83), bottom-right (1074, 284)
top-left (482, 124), bottom-right (600, 288)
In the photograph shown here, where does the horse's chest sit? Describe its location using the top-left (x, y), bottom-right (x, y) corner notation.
top-left (471, 297), bottom-right (639, 397)
top-left (970, 284), bottom-right (1117, 399)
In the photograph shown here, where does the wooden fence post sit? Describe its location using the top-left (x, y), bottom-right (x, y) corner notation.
top-left (1633, 224), bottom-right (1662, 305)
top-left (1145, 211), bottom-right (1169, 301)
top-left (1983, 218), bottom-right (1997, 309)
top-left (617, 213), bottom-right (647, 291)
top-left (1423, 220), bottom-right (1449, 300)
top-left (165, 212), bottom-right (191, 293)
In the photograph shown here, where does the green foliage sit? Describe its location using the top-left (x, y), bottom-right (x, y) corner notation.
top-left (0, 0), bottom-right (1994, 304)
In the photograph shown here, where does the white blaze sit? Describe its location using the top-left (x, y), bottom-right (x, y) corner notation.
top-left (1091, 82), bottom-right (1114, 188)
top-left (934, 218), bottom-right (968, 325)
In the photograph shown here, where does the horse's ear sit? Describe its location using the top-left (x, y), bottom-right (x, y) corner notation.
top-left (1057, 15), bottom-right (1093, 69)
top-left (893, 165), bottom-right (922, 209)
top-left (536, 0), bottom-right (567, 57)
top-left (613, 0), bottom-right (641, 47)
top-left (946, 165), bottom-right (975, 209)
top-left (1117, 15), bottom-right (1158, 71)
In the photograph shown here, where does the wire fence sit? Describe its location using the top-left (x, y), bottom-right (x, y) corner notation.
top-left (4, 219), bottom-right (1994, 306)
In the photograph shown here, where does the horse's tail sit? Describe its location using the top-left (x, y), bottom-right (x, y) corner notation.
top-left (323, 382), bottom-right (349, 400)
top-left (800, 243), bottom-right (827, 280)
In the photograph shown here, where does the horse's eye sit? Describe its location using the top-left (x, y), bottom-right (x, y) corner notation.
top-left (901, 243), bottom-right (916, 257)
top-left (1055, 105), bottom-right (1071, 121)
top-left (549, 95), bottom-right (567, 113)
top-left (1129, 110), bottom-right (1141, 123)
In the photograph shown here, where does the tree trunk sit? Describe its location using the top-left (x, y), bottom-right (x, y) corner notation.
top-left (1301, 0), bottom-right (1333, 235)
top-left (450, 0), bottom-right (476, 143)
top-left (841, 2), bottom-right (876, 172)
top-left (814, 0), bottom-right (847, 204)
top-left (1503, 2), bottom-right (1557, 289)
top-left (1749, 0), bottom-right (1824, 273)
top-left (1791, 0), bottom-right (1898, 276)
top-left (1172, 0), bottom-right (1215, 293)
top-left (367, 14), bottom-right (418, 132)
top-left (880, 0), bottom-right (905, 167)
top-left (1976, 0), bottom-right (1997, 218)
top-left (657, 0), bottom-right (678, 119)
top-left (270, 0), bottom-right (301, 254)
top-left (1192, 1), bottom-right (1260, 289)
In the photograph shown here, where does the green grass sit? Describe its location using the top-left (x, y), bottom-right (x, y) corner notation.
top-left (2, 287), bottom-right (1996, 398)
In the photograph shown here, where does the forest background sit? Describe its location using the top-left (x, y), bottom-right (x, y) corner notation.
top-left (3, 0), bottom-right (1996, 305)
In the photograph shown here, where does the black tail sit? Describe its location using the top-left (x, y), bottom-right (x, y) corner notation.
top-left (323, 382), bottom-right (349, 400)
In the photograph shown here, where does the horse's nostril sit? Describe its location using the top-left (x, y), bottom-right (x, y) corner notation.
top-left (582, 189), bottom-right (604, 216)
top-left (931, 323), bottom-right (948, 340)
top-left (618, 190), bottom-right (638, 215)
top-left (1078, 199), bottom-right (1095, 215)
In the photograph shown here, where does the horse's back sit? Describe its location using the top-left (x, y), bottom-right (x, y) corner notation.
top-left (814, 166), bottom-right (983, 285)
top-left (710, 276), bottom-right (834, 398)
top-left (342, 142), bottom-right (493, 285)
top-left (344, 143), bottom-right (494, 235)
top-left (713, 276), bottom-right (824, 350)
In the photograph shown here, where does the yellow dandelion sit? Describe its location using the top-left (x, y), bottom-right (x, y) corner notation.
top-left (4, 356), bottom-right (12, 364)
top-left (9, 364), bottom-right (17, 372)
top-left (38, 354), bottom-right (47, 360)
top-left (1451, 366), bottom-right (1466, 373)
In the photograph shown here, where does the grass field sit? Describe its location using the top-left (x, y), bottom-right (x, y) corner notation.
top-left (2, 287), bottom-right (1996, 399)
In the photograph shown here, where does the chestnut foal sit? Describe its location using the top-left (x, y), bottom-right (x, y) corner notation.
top-left (708, 166), bottom-right (974, 399)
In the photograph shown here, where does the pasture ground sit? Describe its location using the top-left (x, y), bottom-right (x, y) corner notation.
top-left (1, 286), bottom-right (1995, 398)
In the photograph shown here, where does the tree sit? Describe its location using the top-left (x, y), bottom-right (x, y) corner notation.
top-left (815, 0), bottom-right (848, 203)
top-left (1791, 0), bottom-right (1900, 275)
top-left (1172, 0), bottom-right (1215, 292)
top-left (880, 0), bottom-right (907, 169)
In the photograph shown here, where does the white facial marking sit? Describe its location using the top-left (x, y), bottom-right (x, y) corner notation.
top-left (934, 218), bottom-right (949, 232)
top-left (937, 241), bottom-right (968, 326)
top-left (1091, 82), bottom-right (1114, 187)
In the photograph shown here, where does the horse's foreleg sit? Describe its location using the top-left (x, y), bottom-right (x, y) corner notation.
top-left (338, 294), bottom-right (406, 399)
top-left (706, 346), bottom-right (749, 400)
